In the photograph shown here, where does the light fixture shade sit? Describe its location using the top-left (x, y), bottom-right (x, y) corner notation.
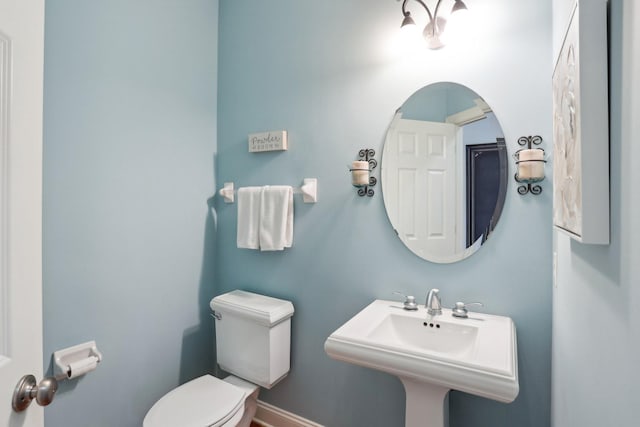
top-left (451, 0), bottom-right (468, 14)
top-left (401, 13), bottom-right (416, 28)
top-left (423, 16), bottom-right (447, 49)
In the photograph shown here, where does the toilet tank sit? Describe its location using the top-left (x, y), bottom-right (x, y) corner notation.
top-left (210, 290), bottom-right (294, 389)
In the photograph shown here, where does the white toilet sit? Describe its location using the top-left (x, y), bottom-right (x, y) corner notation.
top-left (143, 290), bottom-right (295, 427)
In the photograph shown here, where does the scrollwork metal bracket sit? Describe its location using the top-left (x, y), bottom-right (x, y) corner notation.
top-left (356, 148), bottom-right (377, 197)
top-left (514, 136), bottom-right (545, 195)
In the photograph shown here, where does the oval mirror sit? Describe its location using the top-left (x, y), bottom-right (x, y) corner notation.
top-left (381, 82), bottom-right (508, 263)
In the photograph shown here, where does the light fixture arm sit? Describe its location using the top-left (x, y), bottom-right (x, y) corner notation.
top-left (432, 0), bottom-right (444, 21)
top-left (402, 0), bottom-right (436, 23)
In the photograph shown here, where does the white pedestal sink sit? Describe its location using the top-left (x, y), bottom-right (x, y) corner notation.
top-left (324, 300), bottom-right (519, 427)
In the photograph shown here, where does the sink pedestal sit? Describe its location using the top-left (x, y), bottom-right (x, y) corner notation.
top-left (400, 377), bottom-right (450, 427)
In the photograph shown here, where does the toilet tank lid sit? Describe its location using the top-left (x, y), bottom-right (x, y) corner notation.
top-left (210, 290), bottom-right (294, 326)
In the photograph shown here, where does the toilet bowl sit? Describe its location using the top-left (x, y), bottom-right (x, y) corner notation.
top-left (143, 375), bottom-right (259, 427)
top-left (143, 290), bottom-right (294, 427)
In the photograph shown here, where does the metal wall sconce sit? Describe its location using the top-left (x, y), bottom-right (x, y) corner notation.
top-left (350, 149), bottom-right (377, 197)
top-left (514, 136), bottom-right (546, 195)
top-left (399, 0), bottom-right (469, 49)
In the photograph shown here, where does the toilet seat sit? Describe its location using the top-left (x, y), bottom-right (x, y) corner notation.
top-left (143, 375), bottom-right (246, 427)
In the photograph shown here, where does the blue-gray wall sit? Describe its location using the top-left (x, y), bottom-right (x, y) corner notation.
top-left (552, 0), bottom-right (640, 425)
top-left (217, 1), bottom-right (552, 426)
top-left (42, 1), bottom-right (218, 426)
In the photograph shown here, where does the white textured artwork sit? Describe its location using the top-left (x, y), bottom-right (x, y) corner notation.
top-left (553, 8), bottom-right (582, 237)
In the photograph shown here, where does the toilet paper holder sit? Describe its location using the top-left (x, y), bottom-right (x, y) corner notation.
top-left (53, 340), bottom-right (103, 380)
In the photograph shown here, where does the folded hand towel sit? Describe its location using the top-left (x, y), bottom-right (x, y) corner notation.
top-left (259, 185), bottom-right (293, 251)
top-left (237, 186), bottom-right (262, 249)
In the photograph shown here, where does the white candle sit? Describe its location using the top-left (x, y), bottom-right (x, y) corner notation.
top-left (351, 160), bottom-right (369, 186)
top-left (517, 149), bottom-right (544, 181)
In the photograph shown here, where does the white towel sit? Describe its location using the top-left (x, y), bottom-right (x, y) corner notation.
top-left (259, 186), bottom-right (293, 251)
top-left (236, 186), bottom-right (262, 249)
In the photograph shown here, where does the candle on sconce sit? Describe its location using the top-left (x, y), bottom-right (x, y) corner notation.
top-left (517, 149), bottom-right (545, 181)
top-left (351, 160), bottom-right (370, 186)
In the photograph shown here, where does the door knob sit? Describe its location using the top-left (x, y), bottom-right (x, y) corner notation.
top-left (12, 374), bottom-right (58, 412)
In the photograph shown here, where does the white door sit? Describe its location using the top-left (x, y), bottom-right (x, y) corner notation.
top-left (0, 0), bottom-right (45, 426)
top-left (383, 115), bottom-right (459, 261)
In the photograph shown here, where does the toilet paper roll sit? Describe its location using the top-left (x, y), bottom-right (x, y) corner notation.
top-left (66, 356), bottom-right (99, 379)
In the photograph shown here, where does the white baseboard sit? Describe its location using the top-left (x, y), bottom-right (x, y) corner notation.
top-left (253, 400), bottom-right (324, 427)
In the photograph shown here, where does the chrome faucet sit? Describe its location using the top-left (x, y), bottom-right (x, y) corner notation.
top-left (425, 288), bottom-right (442, 316)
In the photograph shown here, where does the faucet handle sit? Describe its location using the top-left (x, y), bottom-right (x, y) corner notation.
top-left (451, 301), bottom-right (483, 318)
top-left (393, 292), bottom-right (419, 311)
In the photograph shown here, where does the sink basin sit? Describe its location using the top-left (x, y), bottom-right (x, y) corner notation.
top-left (324, 300), bottom-right (519, 427)
top-left (367, 312), bottom-right (478, 356)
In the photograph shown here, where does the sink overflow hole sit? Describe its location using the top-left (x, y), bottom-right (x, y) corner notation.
top-left (423, 322), bottom-right (441, 328)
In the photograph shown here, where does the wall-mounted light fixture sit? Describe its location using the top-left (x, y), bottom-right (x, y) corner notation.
top-left (399, 0), bottom-right (469, 49)
top-left (350, 149), bottom-right (377, 197)
top-left (514, 136), bottom-right (546, 195)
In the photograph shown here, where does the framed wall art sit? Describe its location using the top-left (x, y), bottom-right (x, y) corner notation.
top-left (552, 0), bottom-right (609, 244)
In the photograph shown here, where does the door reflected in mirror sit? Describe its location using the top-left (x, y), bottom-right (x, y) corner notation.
top-left (381, 82), bottom-right (508, 263)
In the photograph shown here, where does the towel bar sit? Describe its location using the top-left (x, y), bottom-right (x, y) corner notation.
top-left (219, 178), bottom-right (318, 204)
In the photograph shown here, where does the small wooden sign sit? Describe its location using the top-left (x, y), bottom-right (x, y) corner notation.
top-left (248, 130), bottom-right (288, 152)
